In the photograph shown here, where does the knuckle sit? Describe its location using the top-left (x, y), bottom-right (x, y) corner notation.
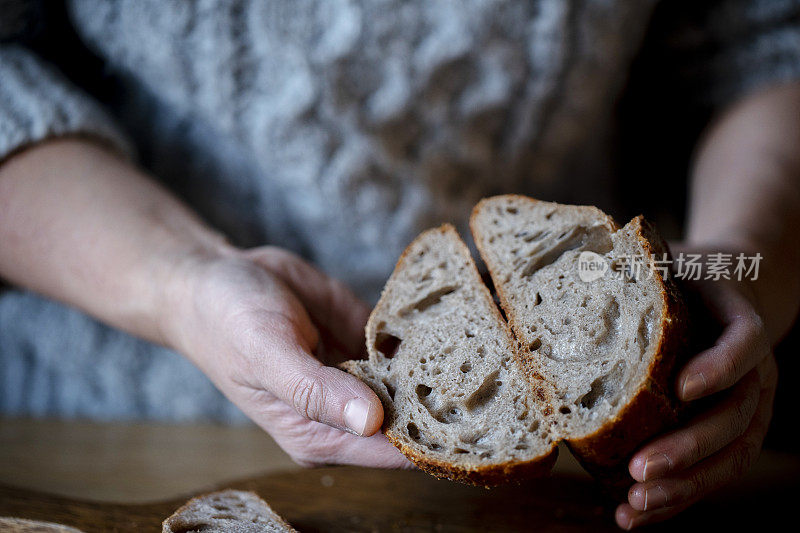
top-left (287, 371), bottom-right (327, 421)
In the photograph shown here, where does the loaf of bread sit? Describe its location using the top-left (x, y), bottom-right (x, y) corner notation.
top-left (343, 195), bottom-right (687, 487)
top-left (162, 490), bottom-right (296, 533)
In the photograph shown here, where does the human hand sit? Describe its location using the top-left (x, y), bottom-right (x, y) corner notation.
top-left (616, 245), bottom-right (778, 529)
top-left (163, 246), bottom-right (411, 468)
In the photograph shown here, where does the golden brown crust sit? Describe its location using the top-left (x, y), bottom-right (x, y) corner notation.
top-left (386, 427), bottom-right (559, 488)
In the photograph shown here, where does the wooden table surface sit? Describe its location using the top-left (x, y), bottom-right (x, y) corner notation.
top-left (1, 417), bottom-right (799, 531)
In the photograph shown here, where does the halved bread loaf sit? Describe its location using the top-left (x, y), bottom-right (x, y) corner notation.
top-left (344, 196), bottom-right (686, 487)
top-left (471, 195), bottom-right (687, 484)
top-left (341, 225), bottom-right (558, 486)
top-left (162, 490), bottom-right (296, 533)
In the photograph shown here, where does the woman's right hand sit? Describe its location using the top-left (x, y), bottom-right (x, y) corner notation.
top-left (162, 245), bottom-right (411, 468)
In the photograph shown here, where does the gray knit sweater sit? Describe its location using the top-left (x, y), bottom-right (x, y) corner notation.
top-left (1, 0), bottom-right (799, 422)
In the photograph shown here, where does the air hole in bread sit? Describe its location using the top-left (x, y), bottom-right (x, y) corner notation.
top-left (515, 229), bottom-right (549, 242)
top-left (428, 405), bottom-right (464, 425)
top-left (416, 384), bottom-right (432, 398)
top-left (520, 225), bottom-right (613, 277)
top-left (529, 338), bottom-right (542, 351)
top-left (559, 406), bottom-right (571, 414)
top-left (383, 379), bottom-right (396, 401)
top-left (374, 331), bottom-right (402, 359)
top-left (637, 306), bottom-right (655, 353)
top-left (453, 447), bottom-right (469, 454)
top-left (407, 422), bottom-right (420, 440)
top-left (399, 285), bottom-right (460, 316)
top-left (465, 370), bottom-right (501, 412)
top-left (460, 362), bottom-right (472, 373)
top-left (580, 362), bottom-right (626, 410)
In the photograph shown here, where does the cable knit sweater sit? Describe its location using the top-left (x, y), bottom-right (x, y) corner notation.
top-left (1, 0), bottom-right (799, 422)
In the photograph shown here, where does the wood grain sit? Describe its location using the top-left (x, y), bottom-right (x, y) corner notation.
top-left (2, 460), bottom-right (800, 532)
top-left (0, 467), bottom-right (616, 532)
top-left (2, 419), bottom-right (799, 531)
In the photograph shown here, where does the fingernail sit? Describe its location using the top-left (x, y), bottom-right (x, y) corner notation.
top-left (681, 372), bottom-right (707, 400)
top-left (643, 453), bottom-right (671, 481)
top-left (344, 398), bottom-right (371, 436)
top-left (643, 485), bottom-right (669, 511)
top-left (628, 485), bottom-right (646, 510)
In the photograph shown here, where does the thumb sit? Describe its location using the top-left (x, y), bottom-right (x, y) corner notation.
top-left (283, 363), bottom-right (385, 436)
top-left (259, 317), bottom-right (384, 436)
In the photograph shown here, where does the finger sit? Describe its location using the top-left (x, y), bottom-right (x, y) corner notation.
top-left (238, 310), bottom-right (384, 436)
top-left (249, 247), bottom-right (371, 358)
top-left (624, 371), bottom-right (776, 520)
top-left (629, 368), bottom-right (760, 482)
top-left (677, 285), bottom-right (769, 400)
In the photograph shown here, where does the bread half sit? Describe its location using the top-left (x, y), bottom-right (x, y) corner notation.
top-left (341, 225), bottom-right (558, 486)
top-left (471, 195), bottom-right (687, 484)
top-left (162, 490), bottom-right (296, 533)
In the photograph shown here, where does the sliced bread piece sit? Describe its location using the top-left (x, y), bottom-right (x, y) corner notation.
top-left (162, 490), bottom-right (296, 533)
top-left (341, 224), bottom-right (557, 486)
top-left (470, 195), bottom-right (687, 483)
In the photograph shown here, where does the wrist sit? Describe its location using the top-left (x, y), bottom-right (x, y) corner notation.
top-left (152, 233), bottom-right (240, 352)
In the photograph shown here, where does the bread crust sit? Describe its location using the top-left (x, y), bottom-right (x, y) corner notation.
top-left (386, 428), bottom-right (559, 487)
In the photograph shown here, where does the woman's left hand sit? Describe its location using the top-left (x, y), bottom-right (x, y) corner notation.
top-left (616, 245), bottom-right (779, 529)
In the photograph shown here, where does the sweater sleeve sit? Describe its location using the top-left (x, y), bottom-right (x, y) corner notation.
top-left (659, 0), bottom-right (800, 110)
top-left (0, 43), bottom-right (132, 162)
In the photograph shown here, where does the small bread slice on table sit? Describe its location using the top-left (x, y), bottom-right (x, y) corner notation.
top-left (162, 490), bottom-right (296, 533)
